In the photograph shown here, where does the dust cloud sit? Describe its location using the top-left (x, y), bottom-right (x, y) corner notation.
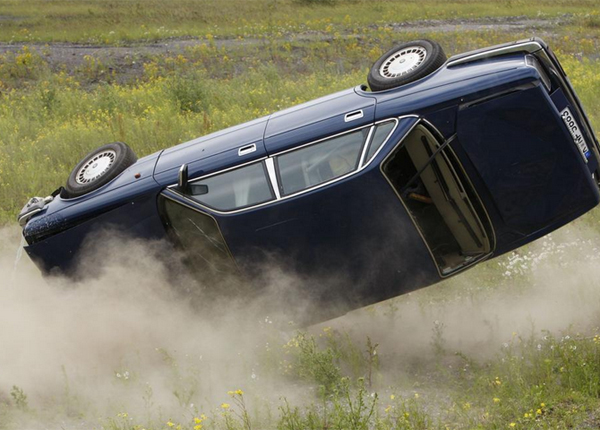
top-left (325, 220), bottom-right (600, 374)
top-left (1, 226), bottom-right (309, 426)
top-left (1, 220), bottom-right (600, 427)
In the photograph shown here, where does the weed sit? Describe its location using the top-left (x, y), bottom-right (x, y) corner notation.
top-left (285, 332), bottom-right (343, 395)
top-left (9, 386), bottom-right (27, 411)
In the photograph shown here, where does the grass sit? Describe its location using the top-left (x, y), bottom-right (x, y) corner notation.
top-left (0, 0), bottom-right (599, 44)
top-left (3, 0), bottom-right (600, 429)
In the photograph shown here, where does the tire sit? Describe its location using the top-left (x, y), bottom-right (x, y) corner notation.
top-left (64, 142), bottom-right (137, 198)
top-left (367, 39), bottom-right (447, 92)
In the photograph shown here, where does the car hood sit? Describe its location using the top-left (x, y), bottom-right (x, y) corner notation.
top-left (22, 150), bottom-right (162, 242)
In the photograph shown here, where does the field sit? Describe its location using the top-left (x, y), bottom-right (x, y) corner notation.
top-left (2, 0), bottom-right (600, 429)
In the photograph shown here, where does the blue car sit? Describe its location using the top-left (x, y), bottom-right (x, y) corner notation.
top-left (19, 38), bottom-right (600, 318)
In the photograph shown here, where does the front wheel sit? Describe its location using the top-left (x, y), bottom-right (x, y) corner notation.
top-left (367, 39), bottom-right (446, 92)
top-left (64, 141), bottom-right (137, 198)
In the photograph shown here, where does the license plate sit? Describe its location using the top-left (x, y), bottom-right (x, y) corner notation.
top-left (560, 107), bottom-right (590, 163)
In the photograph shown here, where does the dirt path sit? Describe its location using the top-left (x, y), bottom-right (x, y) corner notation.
top-left (0, 16), bottom-right (566, 70)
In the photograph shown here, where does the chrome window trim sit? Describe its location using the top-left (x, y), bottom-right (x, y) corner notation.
top-left (447, 40), bottom-right (544, 68)
top-left (359, 119), bottom-right (400, 167)
top-left (272, 117), bottom-right (403, 199)
top-left (167, 116), bottom-right (412, 214)
top-left (265, 157), bottom-right (281, 200)
top-left (168, 156), bottom-right (268, 185)
top-left (379, 118), bottom-right (496, 279)
top-left (273, 122), bottom-right (373, 157)
top-left (358, 125), bottom-right (376, 168)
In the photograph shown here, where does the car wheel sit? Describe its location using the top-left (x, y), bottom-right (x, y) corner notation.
top-left (64, 141), bottom-right (137, 198)
top-left (368, 39), bottom-right (446, 92)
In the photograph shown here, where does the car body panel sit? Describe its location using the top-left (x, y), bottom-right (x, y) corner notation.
top-left (265, 88), bottom-right (376, 153)
top-left (20, 38), bottom-right (600, 320)
top-left (31, 150), bottom-right (162, 220)
top-left (25, 190), bottom-right (165, 274)
top-left (154, 116), bottom-right (269, 185)
top-left (214, 117), bottom-right (430, 303)
top-left (458, 85), bottom-right (599, 234)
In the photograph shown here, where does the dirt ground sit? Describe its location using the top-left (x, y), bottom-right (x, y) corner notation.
top-left (0, 16), bottom-right (566, 72)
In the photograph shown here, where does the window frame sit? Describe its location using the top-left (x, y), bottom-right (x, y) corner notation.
top-left (168, 117), bottom-right (402, 214)
top-left (157, 191), bottom-right (240, 273)
top-left (182, 159), bottom-right (276, 212)
top-left (379, 118), bottom-right (496, 278)
top-left (275, 125), bottom-right (372, 197)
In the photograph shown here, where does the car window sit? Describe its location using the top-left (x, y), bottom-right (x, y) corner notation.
top-left (160, 197), bottom-right (240, 287)
top-left (365, 120), bottom-right (396, 163)
top-left (186, 162), bottom-right (274, 211)
top-left (276, 128), bottom-right (369, 195)
top-left (382, 124), bottom-right (492, 275)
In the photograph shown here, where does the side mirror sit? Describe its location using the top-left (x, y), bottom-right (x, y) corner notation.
top-left (178, 164), bottom-right (188, 190)
top-left (189, 183), bottom-right (209, 195)
top-left (178, 164), bottom-right (209, 196)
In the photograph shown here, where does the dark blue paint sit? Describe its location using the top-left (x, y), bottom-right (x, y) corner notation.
top-left (265, 89), bottom-right (375, 153)
top-left (21, 40), bottom-right (600, 317)
top-left (457, 84), bottom-right (599, 237)
top-left (25, 191), bottom-right (165, 275)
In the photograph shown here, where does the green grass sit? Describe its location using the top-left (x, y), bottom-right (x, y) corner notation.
top-left (3, 1), bottom-right (600, 429)
top-left (0, 0), bottom-right (599, 44)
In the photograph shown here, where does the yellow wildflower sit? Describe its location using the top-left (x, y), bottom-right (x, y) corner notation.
top-left (493, 397), bottom-right (501, 403)
top-left (390, 394), bottom-right (395, 400)
top-left (509, 423), bottom-right (516, 428)
top-left (167, 422), bottom-right (175, 428)
top-left (221, 403), bottom-right (230, 409)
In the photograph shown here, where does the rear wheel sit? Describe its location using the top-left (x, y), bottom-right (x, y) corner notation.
top-left (64, 141), bottom-right (137, 198)
top-left (368, 39), bottom-right (446, 92)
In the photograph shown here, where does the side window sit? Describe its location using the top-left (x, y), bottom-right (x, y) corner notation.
top-left (160, 197), bottom-right (238, 278)
top-left (276, 128), bottom-right (369, 196)
top-left (364, 120), bottom-right (396, 163)
top-left (185, 162), bottom-right (274, 211)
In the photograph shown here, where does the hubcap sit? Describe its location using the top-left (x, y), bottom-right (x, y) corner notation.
top-left (379, 46), bottom-right (427, 79)
top-left (76, 150), bottom-right (116, 184)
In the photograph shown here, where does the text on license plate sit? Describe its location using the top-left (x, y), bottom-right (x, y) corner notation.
top-left (560, 107), bottom-right (590, 163)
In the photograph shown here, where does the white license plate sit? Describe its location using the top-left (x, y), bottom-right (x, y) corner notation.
top-left (560, 107), bottom-right (590, 163)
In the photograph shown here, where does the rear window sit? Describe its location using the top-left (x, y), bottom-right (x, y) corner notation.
top-left (186, 162), bottom-right (274, 211)
top-left (276, 128), bottom-right (370, 195)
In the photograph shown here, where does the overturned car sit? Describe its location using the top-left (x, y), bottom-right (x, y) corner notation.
top-left (19, 38), bottom-right (600, 317)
